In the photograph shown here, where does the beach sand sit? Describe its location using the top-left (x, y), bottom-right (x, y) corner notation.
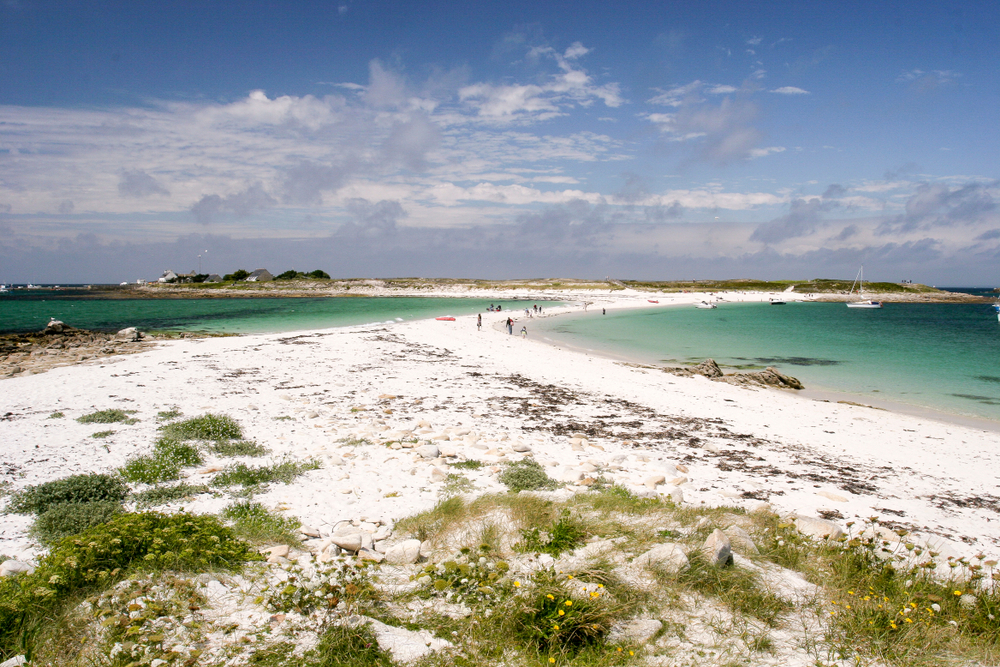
top-left (2, 289), bottom-right (998, 564)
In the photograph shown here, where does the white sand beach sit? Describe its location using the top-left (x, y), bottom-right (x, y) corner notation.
top-left (2, 289), bottom-right (998, 564)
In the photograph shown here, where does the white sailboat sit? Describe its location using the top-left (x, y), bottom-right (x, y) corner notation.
top-left (846, 266), bottom-right (882, 309)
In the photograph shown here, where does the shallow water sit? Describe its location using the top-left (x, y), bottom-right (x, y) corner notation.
top-left (0, 291), bottom-right (545, 335)
top-left (534, 300), bottom-right (1000, 422)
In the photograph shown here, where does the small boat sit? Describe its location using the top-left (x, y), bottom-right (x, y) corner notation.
top-left (846, 266), bottom-right (882, 309)
top-left (695, 301), bottom-right (717, 309)
top-left (435, 316), bottom-right (456, 321)
top-left (993, 299), bottom-right (999, 322)
top-left (647, 300), bottom-right (659, 304)
top-left (769, 298), bottom-right (786, 305)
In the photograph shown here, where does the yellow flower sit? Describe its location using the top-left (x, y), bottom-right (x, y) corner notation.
top-left (565, 600), bottom-right (572, 606)
top-left (553, 625), bottom-right (559, 631)
top-left (890, 622), bottom-right (897, 629)
top-left (598, 584), bottom-right (604, 588)
top-left (549, 659), bottom-right (555, 664)
top-left (910, 602), bottom-right (917, 608)
top-left (567, 575), bottom-right (573, 579)
top-left (845, 604), bottom-right (851, 610)
top-left (617, 647), bottom-right (623, 652)
top-left (954, 590), bottom-right (963, 596)
top-left (629, 651), bottom-right (635, 656)
top-left (848, 590), bottom-right (855, 595)
top-left (546, 594), bottom-right (554, 599)
top-left (514, 581), bottom-right (521, 587)
top-left (905, 618), bottom-right (913, 624)
top-left (558, 610), bottom-right (565, 616)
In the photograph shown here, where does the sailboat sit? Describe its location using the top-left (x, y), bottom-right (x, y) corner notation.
top-left (846, 266), bottom-right (882, 309)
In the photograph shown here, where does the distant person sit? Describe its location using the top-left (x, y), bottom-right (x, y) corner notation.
top-left (602, 308), bottom-right (606, 315)
top-left (506, 317), bottom-right (513, 334)
top-left (497, 304), bottom-right (502, 312)
top-left (521, 326), bottom-right (527, 338)
top-left (477, 313), bottom-right (482, 331)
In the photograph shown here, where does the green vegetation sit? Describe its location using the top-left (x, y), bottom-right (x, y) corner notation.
top-left (620, 277), bottom-right (941, 294)
top-left (517, 510), bottom-right (587, 557)
top-left (47, 411), bottom-right (64, 419)
top-left (159, 413), bottom-right (243, 441)
top-left (212, 459), bottom-right (321, 490)
top-left (499, 458), bottom-right (559, 492)
top-left (441, 472), bottom-right (476, 497)
top-left (223, 269), bottom-right (251, 281)
top-left (208, 439), bottom-right (269, 456)
top-left (222, 500), bottom-right (301, 544)
top-left (449, 459), bottom-right (483, 470)
top-left (89, 429), bottom-right (114, 439)
top-left (75, 408), bottom-right (138, 425)
top-left (6, 473), bottom-right (128, 515)
top-left (156, 408), bottom-right (182, 421)
top-left (30, 500), bottom-right (123, 545)
top-left (307, 624), bottom-right (394, 667)
top-left (275, 269), bottom-right (331, 280)
top-left (0, 511), bottom-right (261, 659)
top-left (119, 436), bottom-right (204, 484)
top-left (131, 482), bottom-right (211, 507)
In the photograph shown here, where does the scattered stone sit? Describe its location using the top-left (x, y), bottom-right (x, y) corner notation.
top-left (430, 467), bottom-right (448, 483)
top-left (675, 463), bottom-right (689, 473)
top-left (358, 548), bottom-right (384, 563)
top-left (115, 327), bottom-right (143, 341)
top-left (330, 533), bottom-right (364, 552)
top-left (511, 441), bottom-right (532, 453)
top-left (266, 545), bottom-right (290, 559)
top-left (817, 490), bottom-right (848, 502)
top-left (644, 475), bottom-right (665, 489)
top-left (670, 476), bottom-right (688, 486)
top-left (344, 615), bottom-right (452, 663)
top-left (0, 656), bottom-right (29, 667)
top-left (416, 444), bottom-right (440, 459)
top-left (634, 543), bottom-right (689, 573)
top-left (385, 539), bottom-right (422, 565)
top-left (0, 560), bottom-right (34, 577)
top-left (668, 487), bottom-right (684, 504)
top-left (793, 515), bottom-right (845, 541)
top-left (299, 525), bottom-right (321, 538)
top-left (702, 529), bottom-right (734, 567)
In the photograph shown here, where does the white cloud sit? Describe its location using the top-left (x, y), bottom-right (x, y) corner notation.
top-left (749, 146), bottom-right (786, 158)
top-left (771, 86), bottom-right (809, 95)
top-left (708, 85), bottom-right (738, 94)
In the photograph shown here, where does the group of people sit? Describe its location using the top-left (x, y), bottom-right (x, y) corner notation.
top-left (476, 308), bottom-right (528, 338)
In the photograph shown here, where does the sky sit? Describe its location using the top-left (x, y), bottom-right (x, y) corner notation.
top-left (1, 0), bottom-right (998, 284)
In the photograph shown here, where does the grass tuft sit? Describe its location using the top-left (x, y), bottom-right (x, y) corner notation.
top-left (212, 459), bottom-right (321, 489)
top-left (131, 482), bottom-right (211, 507)
top-left (6, 473), bottom-right (128, 515)
top-left (118, 437), bottom-right (204, 484)
top-left (30, 500), bottom-right (123, 545)
top-left (222, 500), bottom-right (300, 544)
top-left (76, 409), bottom-right (138, 425)
top-left (499, 458), bottom-right (558, 492)
top-left (159, 413), bottom-right (243, 440)
top-left (208, 439), bottom-right (270, 457)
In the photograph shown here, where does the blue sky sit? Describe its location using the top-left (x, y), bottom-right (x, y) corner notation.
top-left (1, 0), bottom-right (998, 283)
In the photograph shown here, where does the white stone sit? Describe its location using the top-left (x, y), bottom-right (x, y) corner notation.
top-left (299, 525), bottom-right (321, 538)
top-left (0, 656), bottom-right (28, 667)
top-left (416, 444), bottom-right (440, 459)
top-left (330, 533), bottom-right (364, 552)
top-left (668, 487), bottom-right (684, 504)
top-left (430, 467), bottom-right (448, 483)
top-left (644, 475), bottom-right (666, 489)
top-left (438, 444), bottom-right (458, 458)
top-left (634, 543), bottom-right (689, 573)
top-left (345, 615), bottom-right (452, 663)
top-left (725, 526), bottom-right (759, 554)
top-left (793, 516), bottom-right (845, 541)
top-left (817, 490), bottom-right (848, 502)
top-left (373, 526), bottom-right (393, 541)
top-left (0, 561), bottom-right (34, 577)
top-left (358, 548), bottom-right (384, 563)
top-left (511, 441), bottom-right (532, 453)
top-left (266, 545), bottom-right (290, 558)
top-left (385, 539), bottom-right (423, 565)
top-left (702, 529), bottom-right (733, 567)
top-left (560, 469), bottom-right (584, 483)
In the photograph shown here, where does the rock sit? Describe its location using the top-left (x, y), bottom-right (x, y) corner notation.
top-left (607, 619), bottom-right (663, 644)
top-left (373, 525), bottom-right (393, 541)
top-left (670, 477), bottom-right (688, 486)
top-left (416, 444), bottom-right (440, 459)
top-left (385, 539), bottom-right (422, 565)
top-left (579, 462), bottom-right (599, 473)
top-left (43, 319), bottom-right (68, 334)
top-left (0, 655), bottom-right (28, 667)
top-left (675, 464), bottom-right (689, 473)
top-left (560, 469), bottom-right (584, 483)
top-left (644, 475), bottom-right (665, 489)
top-left (793, 516), bottom-right (845, 541)
top-left (668, 487), bottom-right (684, 504)
top-left (725, 526), bottom-right (759, 554)
top-left (266, 545), bottom-right (290, 558)
top-left (358, 548), bottom-right (384, 563)
top-left (115, 327), bottom-right (142, 341)
top-left (344, 615), bottom-right (452, 663)
top-left (430, 467), bottom-right (448, 483)
top-left (0, 560), bottom-right (34, 577)
top-left (330, 533), bottom-right (364, 552)
top-left (702, 529), bottom-right (733, 567)
top-left (299, 525), bottom-right (321, 538)
top-left (511, 442), bottom-right (532, 453)
top-left (419, 541), bottom-right (433, 558)
top-left (693, 358), bottom-right (723, 378)
top-left (438, 444), bottom-right (458, 458)
top-left (634, 543), bottom-right (689, 573)
top-left (817, 490), bottom-right (848, 502)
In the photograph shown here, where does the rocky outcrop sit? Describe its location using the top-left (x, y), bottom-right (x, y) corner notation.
top-left (1, 325), bottom-right (154, 377)
top-left (665, 359), bottom-right (803, 390)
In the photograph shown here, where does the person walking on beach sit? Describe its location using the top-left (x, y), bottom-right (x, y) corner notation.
top-left (506, 317), bottom-right (513, 334)
top-left (520, 325), bottom-right (527, 338)
top-left (477, 313), bottom-right (482, 331)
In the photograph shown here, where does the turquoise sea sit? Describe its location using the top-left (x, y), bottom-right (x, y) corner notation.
top-left (0, 290), bottom-right (540, 335)
top-left (533, 296), bottom-right (1000, 424)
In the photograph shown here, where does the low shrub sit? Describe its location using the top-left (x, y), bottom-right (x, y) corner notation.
top-left (213, 459), bottom-right (321, 489)
top-left (499, 458), bottom-right (558, 492)
top-left (260, 558), bottom-right (378, 615)
top-left (132, 483), bottom-right (211, 507)
top-left (222, 500), bottom-right (300, 544)
top-left (209, 439), bottom-right (269, 457)
top-left (6, 473), bottom-right (128, 515)
top-left (414, 544), bottom-right (512, 607)
top-left (90, 429), bottom-right (114, 439)
top-left (0, 512), bottom-right (261, 659)
top-left (306, 623), bottom-right (394, 667)
top-left (47, 411), bottom-right (64, 419)
top-left (119, 437), bottom-right (204, 484)
top-left (76, 409), bottom-right (138, 425)
top-left (449, 459), bottom-right (483, 470)
top-left (160, 413), bottom-right (243, 441)
top-left (30, 500), bottom-right (123, 545)
top-left (156, 408), bottom-right (182, 422)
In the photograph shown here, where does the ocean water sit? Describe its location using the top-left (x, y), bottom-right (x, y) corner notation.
top-left (534, 299), bottom-right (1000, 423)
top-left (0, 291), bottom-right (543, 335)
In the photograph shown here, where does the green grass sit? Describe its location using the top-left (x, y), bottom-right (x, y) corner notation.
top-left (118, 437), bottom-right (204, 484)
top-left (90, 429), bottom-right (114, 439)
top-left (517, 510), bottom-right (587, 557)
top-left (156, 408), bottom-right (182, 421)
top-left (159, 413), bottom-right (243, 440)
top-left (76, 409), bottom-right (138, 425)
top-left (47, 411), bottom-right (64, 419)
top-left (221, 500), bottom-right (301, 545)
top-left (449, 459), bottom-right (483, 470)
top-left (672, 552), bottom-right (789, 627)
top-left (212, 459), bottom-right (321, 489)
top-left (131, 482), bottom-right (211, 507)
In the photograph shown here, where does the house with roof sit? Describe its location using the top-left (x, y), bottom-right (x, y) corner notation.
top-left (246, 269), bottom-right (274, 282)
top-left (205, 274), bottom-right (223, 283)
top-left (157, 270), bottom-right (178, 283)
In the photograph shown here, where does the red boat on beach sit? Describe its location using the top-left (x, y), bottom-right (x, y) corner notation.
top-left (647, 300), bottom-right (659, 304)
top-left (435, 316), bottom-right (456, 321)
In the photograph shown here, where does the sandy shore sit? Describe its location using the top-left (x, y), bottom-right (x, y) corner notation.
top-left (2, 290), bottom-right (998, 567)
